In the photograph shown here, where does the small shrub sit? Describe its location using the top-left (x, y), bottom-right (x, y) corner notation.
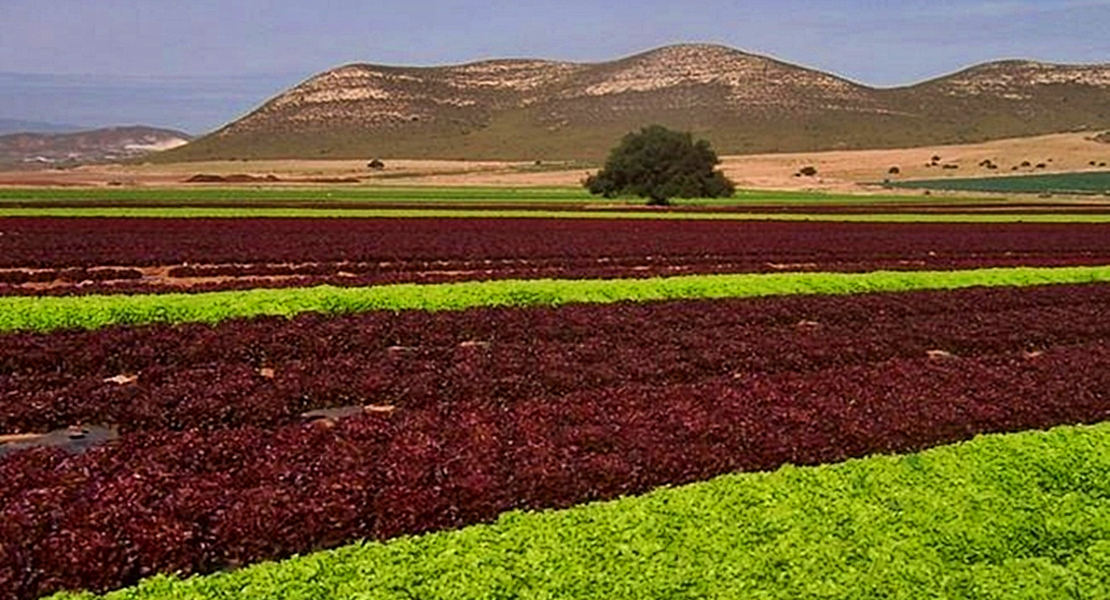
top-left (798, 165), bottom-right (818, 177)
top-left (888, 166), bottom-right (901, 175)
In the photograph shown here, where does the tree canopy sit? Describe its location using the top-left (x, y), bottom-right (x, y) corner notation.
top-left (584, 125), bottom-right (735, 205)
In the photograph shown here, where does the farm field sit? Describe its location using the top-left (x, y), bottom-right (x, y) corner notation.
top-left (1, 131), bottom-right (1105, 192)
top-left (5, 218), bottom-right (1110, 297)
top-left (4, 266), bottom-right (1110, 332)
top-left (2, 181), bottom-right (1110, 215)
top-left (41, 422), bottom-right (1110, 600)
top-left (1, 183), bottom-right (1094, 208)
top-left (6, 282), bottom-right (1110, 598)
top-left (0, 185), bottom-right (598, 205)
top-left (6, 205), bottom-right (1110, 222)
top-left (889, 171), bottom-right (1110, 195)
top-left (2, 191), bottom-right (1109, 599)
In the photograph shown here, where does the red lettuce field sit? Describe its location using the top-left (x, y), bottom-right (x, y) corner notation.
top-left (3, 283), bottom-right (1110, 434)
top-left (3, 284), bottom-right (1109, 599)
top-left (4, 218), bottom-right (1110, 295)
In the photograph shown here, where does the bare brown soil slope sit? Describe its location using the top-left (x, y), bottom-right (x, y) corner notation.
top-left (156, 44), bottom-right (1109, 162)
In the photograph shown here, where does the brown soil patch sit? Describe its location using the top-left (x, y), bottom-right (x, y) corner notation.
top-left (715, 132), bottom-right (1110, 193)
top-left (186, 173), bottom-right (282, 183)
top-left (0, 425), bottom-right (119, 456)
top-left (0, 263), bottom-right (311, 292)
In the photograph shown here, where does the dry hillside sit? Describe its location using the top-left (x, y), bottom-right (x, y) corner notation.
top-left (155, 44), bottom-right (1109, 162)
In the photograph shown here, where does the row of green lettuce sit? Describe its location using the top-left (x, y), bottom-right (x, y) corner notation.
top-left (5, 266), bottom-right (1110, 333)
top-left (3, 206), bottom-right (1109, 222)
top-left (52, 421), bottom-right (1110, 599)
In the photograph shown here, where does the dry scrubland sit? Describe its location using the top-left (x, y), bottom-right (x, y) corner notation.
top-left (0, 132), bottom-right (1106, 193)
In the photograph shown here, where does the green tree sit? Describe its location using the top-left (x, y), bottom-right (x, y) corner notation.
top-left (585, 125), bottom-right (735, 205)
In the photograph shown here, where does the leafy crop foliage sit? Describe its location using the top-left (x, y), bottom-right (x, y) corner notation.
top-left (8, 218), bottom-right (1110, 297)
top-left (46, 422), bottom-right (1110, 600)
top-left (585, 125), bottom-right (735, 205)
top-left (4, 266), bottom-right (1110, 333)
top-left (7, 218), bottom-right (1110, 271)
top-left (6, 282), bottom-right (1109, 434)
top-left (5, 284), bottom-right (1110, 598)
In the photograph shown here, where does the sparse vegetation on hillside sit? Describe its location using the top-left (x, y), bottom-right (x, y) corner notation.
top-left (150, 45), bottom-right (1110, 162)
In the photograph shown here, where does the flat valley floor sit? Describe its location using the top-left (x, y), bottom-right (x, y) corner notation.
top-left (1, 132), bottom-right (1107, 194)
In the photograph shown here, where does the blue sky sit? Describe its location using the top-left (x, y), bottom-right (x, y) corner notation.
top-left (1, 0), bottom-right (1107, 133)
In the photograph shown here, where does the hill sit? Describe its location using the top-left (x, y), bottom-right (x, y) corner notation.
top-left (0, 126), bottom-right (191, 168)
top-left (144, 44), bottom-right (1109, 162)
top-left (0, 119), bottom-right (84, 135)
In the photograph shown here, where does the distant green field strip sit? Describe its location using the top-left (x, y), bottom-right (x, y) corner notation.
top-left (5, 266), bottom-right (1110, 333)
top-left (0, 186), bottom-right (595, 203)
top-left (890, 171), bottom-right (1110, 194)
top-left (3, 206), bottom-right (1110, 222)
top-left (53, 422), bottom-right (1110, 599)
top-left (0, 186), bottom-right (971, 205)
